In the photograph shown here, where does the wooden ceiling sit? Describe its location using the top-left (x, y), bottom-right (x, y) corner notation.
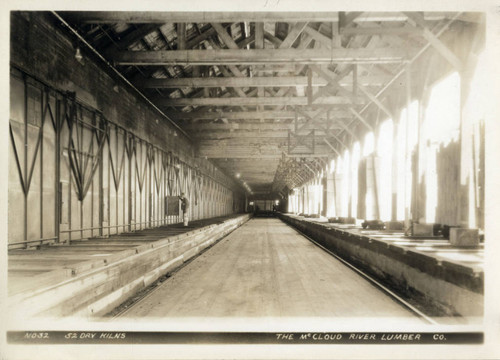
top-left (59, 11), bottom-right (482, 198)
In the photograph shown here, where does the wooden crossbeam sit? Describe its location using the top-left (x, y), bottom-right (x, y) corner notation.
top-left (295, 107), bottom-right (329, 133)
top-left (328, 129), bottom-right (350, 149)
top-left (349, 107), bottom-right (374, 131)
top-left (113, 48), bottom-right (413, 66)
top-left (211, 22), bottom-right (239, 49)
top-left (138, 76), bottom-right (329, 88)
top-left (194, 131), bottom-right (301, 139)
top-left (310, 65), bottom-right (355, 98)
top-left (404, 12), bottom-right (463, 71)
top-left (296, 107), bottom-right (347, 151)
top-left (254, 22), bottom-right (264, 49)
top-left (303, 26), bottom-right (333, 49)
top-left (103, 24), bottom-right (159, 56)
top-left (323, 139), bottom-right (341, 156)
top-left (186, 24), bottom-right (223, 49)
top-left (279, 22), bottom-right (309, 49)
top-left (61, 11), bottom-right (457, 24)
top-left (184, 123), bottom-right (343, 131)
top-left (356, 84), bottom-right (394, 119)
top-left (176, 23), bottom-right (186, 50)
top-left (334, 119), bottom-right (358, 139)
top-left (63, 12), bottom-right (341, 23)
top-left (342, 26), bottom-right (423, 36)
top-left (158, 96), bottom-right (364, 107)
top-left (167, 109), bottom-right (350, 120)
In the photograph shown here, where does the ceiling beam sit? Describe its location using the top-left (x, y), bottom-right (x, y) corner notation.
top-left (158, 95), bottom-right (364, 106)
top-left (167, 109), bottom-right (350, 120)
top-left (323, 139), bottom-right (341, 156)
top-left (138, 76), bottom-right (329, 88)
top-left (62, 12), bottom-right (342, 23)
top-left (404, 12), bottom-right (463, 71)
top-left (62, 11), bottom-right (457, 24)
top-left (113, 48), bottom-right (413, 66)
top-left (356, 84), bottom-right (394, 119)
top-left (279, 22), bottom-right (309, 49)
top-left (211, 22), bottom-right (239, 49)
top-left (349, 107), bottom-right (374, 131)
top-left (184, 122), bottom-right (343, 131)
top-left (342, 26), bottom-right (423, 36)
top-left (193, 132), bottom-right (341, 139)
top-left (176, 23), bottom-right (187, 50)
top-left (103, 24), bottom-right (159, 56)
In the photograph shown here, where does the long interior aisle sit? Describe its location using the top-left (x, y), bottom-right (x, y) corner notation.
top-left (119, 218), bottom-right (423, 320)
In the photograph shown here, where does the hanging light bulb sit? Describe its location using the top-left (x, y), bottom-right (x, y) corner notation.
top-left (75, 46), bottom-right (84, 64)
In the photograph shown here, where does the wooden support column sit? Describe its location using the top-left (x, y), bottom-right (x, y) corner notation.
top-left (391, 116), bottom-right (399, 221)
top-left (457, 57), bottom-right (471, 227)
top-left (255, 22), bottom-right (265, 122)
top-left (176, 23), bottom-right (186, 50)
top-left (334, 167), bottom-right (343, 217)
top-left (404, 63), bottom-right (412, 227)
top-left (326, 168), bottom-right (335, 217)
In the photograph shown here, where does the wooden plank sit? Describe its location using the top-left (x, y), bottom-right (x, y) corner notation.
top-left (404, 12), bottom-right (463, 71)
top-left (176, 23), bottom-right (186, 50)
top-left (342, 26), bottom-right (423, 36)
top-left (310, 65), bottom-right (356, 98)
top-left (63, 11), bottom-right (341, 23)
top-left (198, 143), bottom-right (332, 158)
top-left (167, 109), bottom-right (350, 120)
top-left (279, 22), bottom-right (309, 49)
top-left (61, 11), bottom-right (457, 24)
top-left (303, 25), bottom-right (334, 48)
top-left (186, 25), bottom-right (220, 49)
top-left (357, 84), bottom-right (394, 119)
top-left (254, 22), bottom-right (264, 49)
top-left (211, 22), bottom-right (239, 49)
top-left (349, 107), bottom-right (374, 131)
top-left (158, 95), bottom-right (364, 107)
top-left (185, 122), bottom-right (342, 131)
top-left (103, 24), bottom-right (159, 56)
top-left (137, 76), bottom-right (329, 88)
top-left (113, 48), bottom-right (413, 66)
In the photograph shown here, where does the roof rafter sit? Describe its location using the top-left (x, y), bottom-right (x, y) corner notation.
top-left (113, 48), bottom-right (414, 66)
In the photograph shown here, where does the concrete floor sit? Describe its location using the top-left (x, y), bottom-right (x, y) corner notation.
top-left (119, 218), bottom-right (423, 320)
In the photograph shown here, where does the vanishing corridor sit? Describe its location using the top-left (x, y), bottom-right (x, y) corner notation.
top-left (120, 218), bottom-right (422, 320)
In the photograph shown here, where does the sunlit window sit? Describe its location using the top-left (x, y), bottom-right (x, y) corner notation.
top-left (351, 142), bottom-right (360, 219)
top-left (424, 72), bottom-right (460, 223)
top-left (397, 101), bottom-right (419, 220)
top-left (377, 119), bottom-right (393, 221)
top-left (363, 132), bottom-right (374, 156)
top-left (341, 149), bottom-right (350, 217)
top-left (424, 72), bottom-right (461, 147)
top-left (329, 159), bottom-right (336, 173)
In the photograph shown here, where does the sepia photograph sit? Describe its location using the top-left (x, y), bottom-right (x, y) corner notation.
top-left (1, 1), bottom-right (499, 359)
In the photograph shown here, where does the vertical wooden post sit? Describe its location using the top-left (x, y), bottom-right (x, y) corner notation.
top-left (177, 23), bottom-right (186, 50)
top-left (391, 117), bottom-right (399, 221)
top-left (405, 63), bottom-right (412, 227)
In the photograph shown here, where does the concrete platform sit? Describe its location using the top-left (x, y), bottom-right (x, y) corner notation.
top-left (279, 214), bottom-right (484, 318)
top-left (8, 214), bottom-right (250, 318)
top-left (118, 218), bottom-right (425, 322)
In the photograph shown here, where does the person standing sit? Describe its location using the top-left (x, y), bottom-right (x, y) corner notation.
top-left (179, 193), bottom-right (190, 227)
